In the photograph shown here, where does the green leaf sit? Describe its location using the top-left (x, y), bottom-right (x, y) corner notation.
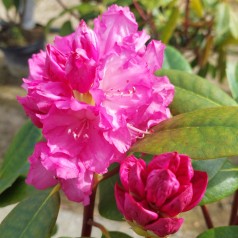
top-left (139, 0), bottom-right (162, 11)
top-left (197, 226), bottom-right (238, 238)
top-left (0, 186), bottom-right (60, 238)
top-left (130, 107), bottom-right (238, 160)
top-left (102, 231), bottom-right (132, 238)
top-left (190, 0), bottom-right (204, 17)
top-left (59, 20), bottom-right (74, 36)
top-left (98, 169), bottom-right (123, 221)
top-left (2, 0), bottom-right (14, 9)
top-left (160, 8), bottom-right (179, 44)
top-left (103, 0), bottom-right (132, 6)
top-left (0, 177), bottom-right (39, 207)
top-left (192, 158), bottom-right (238, 204)
top-left (193, 158), bottom-right (227, 181)
top-left (227, 62), bottom-right (238, 102)
top-left (215, 3), bottom-right (230, 38)
top-left (163, 47), bottom-right (192, 73)
top-left (200, 160), bottom-right (238, 205)
top-left (229, 7), bottom-right (238, 39)
top-left (0, 121), bottom-right (42, 194)
top-left (157, 69), bottom-right (237, 115)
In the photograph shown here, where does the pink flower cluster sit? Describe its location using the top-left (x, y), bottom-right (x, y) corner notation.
top-left (115, 152), bottom-right (208, 237)
top-left (18, 5), bottom-right (174, 204)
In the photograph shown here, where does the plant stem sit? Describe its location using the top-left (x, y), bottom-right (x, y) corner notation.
top-left (229, 189), bottom-right (238, 225)
top-left (56, 0), bottom-right (79, 20)
top-left (101, 165), bottom-right (119, 182)
top-left (88, 219), bottom-right (111, 238)
top-left (184, 0), bottom-right (190, 40)
top-left (81, 176), bottom-right (98, 237)
top-left (132, 0), bottom-right (147, 21)
top-left (201, 205), bottom-right (214, 229)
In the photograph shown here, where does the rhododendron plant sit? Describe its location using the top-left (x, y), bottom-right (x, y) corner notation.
top-left (2, 2), bottom-right (238, 238)
top-left (115, 152), bottom-right (208, 237)
top-left (18, 4), bottom-right (174, 204)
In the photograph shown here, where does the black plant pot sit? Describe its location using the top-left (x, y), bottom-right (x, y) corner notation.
top-left (0, 23), bottom-right (45, 78)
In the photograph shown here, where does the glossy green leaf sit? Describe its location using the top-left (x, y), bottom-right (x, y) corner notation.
top-left (130, 107), bottom-right (238, 160)
top-left (0, 121), bottom-right (42, 194)
top-left (157, 69), bottom-right (237, 115)
top-left (0, 187), bottom-right (60, 238)
top-left (200, 160), bottom-right (238, 205)
top-left (99, 168), bottom-right (123, 221)
top-left (0, 177), bottom-right (39, 207)
top-left (193, 158), bottom-right (227, 181)
top-left (197, 226), bottom-right (238, 238)
top-left (227, 62), bottom-right (238, 101)
top-left (163, 47), bottom-right (192, 73)
top-left (102, 231), bottom-right (132, 238)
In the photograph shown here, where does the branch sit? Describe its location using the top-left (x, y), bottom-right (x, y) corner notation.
top-left (56, 0), bottom-right (79, 20)
top-left (81, 175), bottom-right (98, 237)
top-left (229, 190), bottom-right (238, 225)
top-left (201, 205), bottom-right (214, 229)
top-left (88, 219), bottom-right (111, 238)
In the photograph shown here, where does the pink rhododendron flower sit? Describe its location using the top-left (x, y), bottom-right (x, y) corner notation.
top-left (115, 152), bottom-right (208, 237)
top-left (26, 142), bottom-right (93, 204)
top-left (18, 4), bottom-right (174, 204)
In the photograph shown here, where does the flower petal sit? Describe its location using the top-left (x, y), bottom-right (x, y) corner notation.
top-left (124, 193), bottom-right (158, 226)
top-left (183, 170), bottom-right (208, 212)
top-left (161, 184), bottom-right (193, 217)
top-left (26, 142), bottom-right (57, 189)
top-left (145, 217), bottom-right (184, 237)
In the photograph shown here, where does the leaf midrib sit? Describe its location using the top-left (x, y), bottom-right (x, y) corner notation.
top-left (19, 191), bottom-right (54, 238)
top-left (174, 86), bottom-right (227, 106)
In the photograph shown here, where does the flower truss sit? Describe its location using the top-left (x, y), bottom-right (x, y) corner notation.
top-left (18, 5), bottom-right (174, 204)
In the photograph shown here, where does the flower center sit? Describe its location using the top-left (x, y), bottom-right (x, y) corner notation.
top-left (73, 90), bottom-right (95, 105)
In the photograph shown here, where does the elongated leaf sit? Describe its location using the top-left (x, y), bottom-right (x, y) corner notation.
top-left (163, 47), bottom-right (192, 73)
top-left (99, 169), bottom-right (123, 221)
top-left (215, 3), bottom-right (230, 37)
top-left (0, 177), bottom-right (39, 207)
top-left (157, 69), bottom-right (237, 115)
top-left (191, 0), bottom-right (204, 17)
top-left (229, 6), bottom-right (238, 39)
top-left (193, 158), bottom-right (227, 181)
top-left (197, 226), bottom-right (238, 238)
top-left (227, 62), bottom-right (238, 101)
top-left (200, 160), bottom-right (238, 205)
top-left (130, 107), bottom-right (238, 160)
top-left (160, 8), bottom-right (179, 44)
top-left (0, 121), bottom-right (41, 194)
top-left (2, 0), bottom-right (13, 9)
top-left (0, 186), bottom-right (60, 238)
top-left (102, 231), bottom-right (132, 238)
top-left (59, 20), bottom-right (74, 36)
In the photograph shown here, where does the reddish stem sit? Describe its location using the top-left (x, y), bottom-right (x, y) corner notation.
top-left (81, 177), bottom-right (98, 237)
top-left (229, 190), bottom-right (238, 225)
top-left (201, 205), bottom-right (214, 229)
top-left (132, 0), bottom-right (147, 21)
top-left (184, 0), bottom-right (190, 39)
